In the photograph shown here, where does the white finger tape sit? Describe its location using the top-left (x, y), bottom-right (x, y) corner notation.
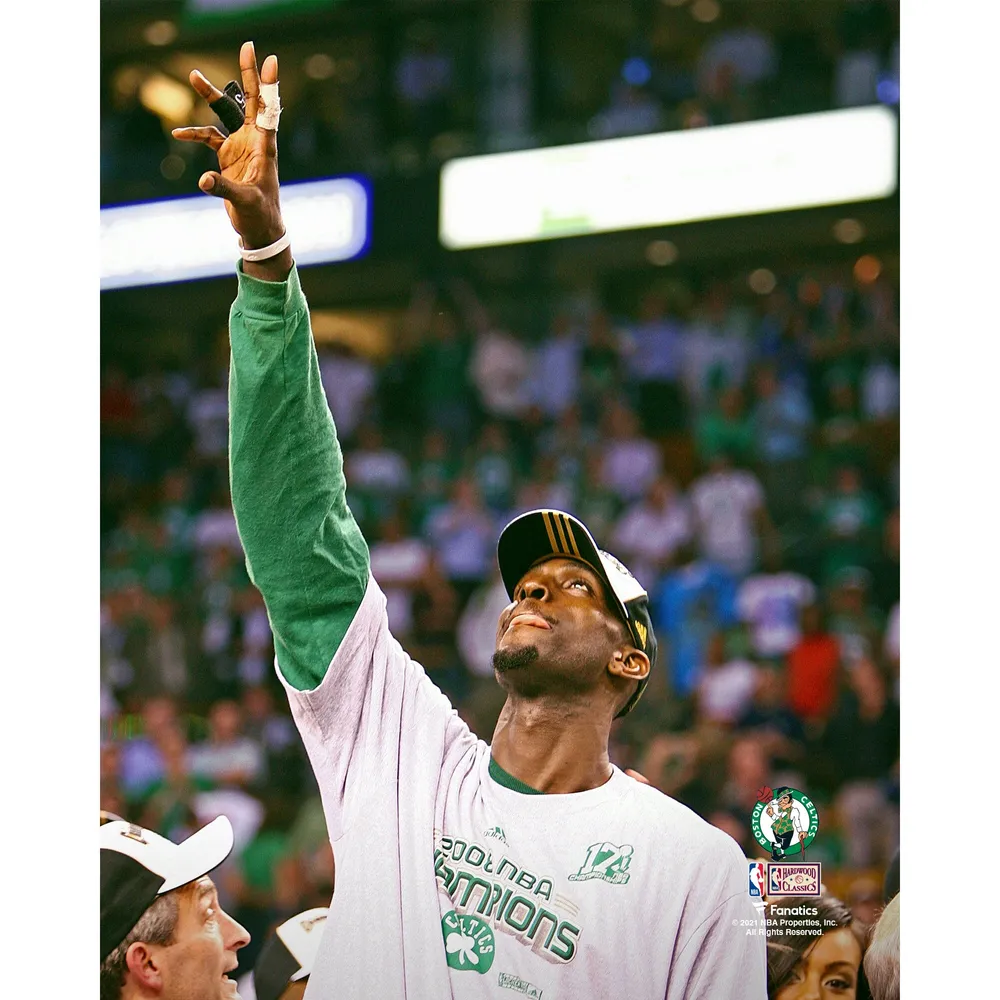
top-left (256, 82), bottom-right (281, 131)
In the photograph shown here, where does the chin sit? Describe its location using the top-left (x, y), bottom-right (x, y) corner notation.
top-left (492, 644), bottom-right (539, 674)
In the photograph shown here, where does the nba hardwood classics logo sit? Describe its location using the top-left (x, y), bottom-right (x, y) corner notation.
top-left (751, 786), bottom-right (819, 861)
top-left (568, 842), bottom-right (634, 885)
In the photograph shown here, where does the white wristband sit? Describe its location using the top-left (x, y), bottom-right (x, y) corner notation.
top-left (256, 82), bottom-right (281, 131)
top-left (239, 231), bottom-right (291, 262)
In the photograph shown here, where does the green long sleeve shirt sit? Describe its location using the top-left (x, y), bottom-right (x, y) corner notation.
top-left (228, 262), bottom-right (369, 691)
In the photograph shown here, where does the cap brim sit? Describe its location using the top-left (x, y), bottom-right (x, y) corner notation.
top-left (159, 816), bottom-right (235, 893)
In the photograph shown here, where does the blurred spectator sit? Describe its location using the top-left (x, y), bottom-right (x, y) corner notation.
top-left (138, 724), bottom-right (213, 843)
top-left (846, 876), bottom-right (883, 934)
top-left (682, 282), bottom-right (752, 411)
top-left (818, 377), bottom-right (868, 475)
top-left (750, 364), bottom-right (813, 522)
top-left (689, 452), bottom-right (770, 577)
top-left (457, 567), bottom-right (512, 679)
top-left (318, 343), bottom-right (376, 444)
top-left (826, 568), bottom-right (884, 666)
top-left (471, 422), bottom-right (518, 512)
top-left (834, 0), bottom-right (893, 107)
top-left (696, 10), bottom-right (777, 103)
top-left (823, 657), bottom-right (899, 868)
top-left (394, 22), bottom-right (455, 151)
top-left (621, 290), bottom-right (686, 434)
top-left (532, 310), bottom-right (583, 419)
top-left (425, 477), bottom-right (494, 606)
top-left (653, 541), bottom-right (738, 696)
top-left (695, 384), bottom-right (755, 465)
top-left (817, 466), bottom-right (882, 583)
top-left (696, 632), bottom-right (758, 726)
top-left (410, 288), bottom-right (473, 442)
top-left (538, 406), bottom-right (597, 494)
top-left (786, 603), bottom-right (842, 725)
top-left (193, 487), bottom-right (243, 555)
top-left (600, 403), bottom-right (662, 503)
top-left (737, 544), bottom-right (817, 659)
top-left (719, 735), bottom-right (772, 815)
top-left (118, 696), bottom-right (179, 799)
top-left (188, 700), bottom-right (266, 790)
top-left (574, 449), bottom-right (623, 544)
top-left (369, 512), bottom-right (431, 640)
top-left (860, 349), bottom-right (900, 421)
top-left (883, 602), bottom-right (899, 694)
top-left (414, 428), bottom-right (460, 527)
top-left (736, 666), bottom-right (807, 773)
top-left (345, 424), bottom-right (411, 500)
top-left (580, 310), bottom-right (625, 423)
top-left (589, 81), bottom-right (664, 139)
top-left (611, 475), bottom-right (692, 589)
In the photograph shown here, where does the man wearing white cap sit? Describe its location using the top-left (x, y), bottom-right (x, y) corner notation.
top-left (237, 908), bottom-right (329, 1000)
top-left (173, 40), bottom-right (765, 1000)
top-left (100, 816), bottom-right (251, 999)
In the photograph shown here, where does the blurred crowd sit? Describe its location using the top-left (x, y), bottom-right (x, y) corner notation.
top-left (101, 1), bottom-right (899, 203)
top-left (101, 257), bottom-right (899, 974)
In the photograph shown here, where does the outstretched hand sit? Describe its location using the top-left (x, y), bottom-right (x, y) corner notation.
top-left (172, 41), bottom-right (284, 250)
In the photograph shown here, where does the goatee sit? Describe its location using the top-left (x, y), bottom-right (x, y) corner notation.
top-left (492, 645), bottom-right (539, 674)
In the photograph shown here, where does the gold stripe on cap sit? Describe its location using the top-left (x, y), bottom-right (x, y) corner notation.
top-left (561, 515), bottom-right (582, 558)
top-left (634, 620), bottom-right (648, 649)
top-left (552, 513), bottom-right (570, 554)
top-left (541, 511), bottom-right (560, 553)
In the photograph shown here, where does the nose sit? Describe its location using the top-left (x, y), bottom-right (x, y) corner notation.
top-left (516, 578), bottom-right (549, 602)
top-left (220, 906), bottom-right (251, 951)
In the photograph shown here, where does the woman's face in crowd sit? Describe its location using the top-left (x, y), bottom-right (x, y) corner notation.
top-left (775, 927), bottom-right (862, 1000)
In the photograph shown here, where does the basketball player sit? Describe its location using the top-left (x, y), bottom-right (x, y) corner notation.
top-left (173, 41), bottom-right (765, 999)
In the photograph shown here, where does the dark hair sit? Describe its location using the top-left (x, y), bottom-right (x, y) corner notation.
top-left (766, 894), bottom-right (865, 998)
top-left (100, 891), bottom-right (180, 1000)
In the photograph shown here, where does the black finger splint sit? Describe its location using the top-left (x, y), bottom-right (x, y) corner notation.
top-left (209, 81), bottom-right (246, 135)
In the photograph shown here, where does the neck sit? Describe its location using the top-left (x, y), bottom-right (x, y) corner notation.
top-left (489, 696), bottom-right (613, 794)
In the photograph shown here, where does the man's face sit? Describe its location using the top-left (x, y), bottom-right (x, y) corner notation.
top-left (493, 557), bottom-right (628, 701)
top-left (151, 878), bottom-right (250, 999)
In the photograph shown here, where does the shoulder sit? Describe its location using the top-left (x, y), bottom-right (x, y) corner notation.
top-left (623, 780), bottom-right (745, 866)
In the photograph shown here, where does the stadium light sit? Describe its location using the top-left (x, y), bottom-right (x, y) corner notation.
top-left (101, 177), bottom-right (370, 290)
top-left (440, 106), bottom-right (898, 251)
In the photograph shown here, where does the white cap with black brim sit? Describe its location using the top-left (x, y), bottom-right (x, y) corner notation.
top-left (99, 816), bottom-right (234, 964)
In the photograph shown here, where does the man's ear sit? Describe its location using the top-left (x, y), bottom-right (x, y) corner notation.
top-left (608, 647), bottom-right (650, 684)
top-left (125, 941), bottom-right (166, 992)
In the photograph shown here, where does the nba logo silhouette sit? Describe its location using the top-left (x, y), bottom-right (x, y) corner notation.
top-left (748, 861), bottom-right (766, 898)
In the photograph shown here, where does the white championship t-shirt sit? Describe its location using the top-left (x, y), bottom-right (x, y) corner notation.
top-left (280, 576), bottom-right (766, 999)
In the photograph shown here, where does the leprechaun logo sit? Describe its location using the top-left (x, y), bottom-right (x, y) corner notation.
top-left (751, 785), bottom-right (819, 861)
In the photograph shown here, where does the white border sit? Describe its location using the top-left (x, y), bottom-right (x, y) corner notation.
top-left (3, 2), bottom-right (92, 993)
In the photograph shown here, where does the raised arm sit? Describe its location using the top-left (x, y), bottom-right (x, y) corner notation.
top-left (173, 43), bottom-right (369, 691)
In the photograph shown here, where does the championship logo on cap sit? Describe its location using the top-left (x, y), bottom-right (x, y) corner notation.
top-left (751, 785), bottom-right (819, 862)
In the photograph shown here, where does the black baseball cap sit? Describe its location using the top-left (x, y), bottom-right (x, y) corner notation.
top-left (100, 817), bottom-right (234, 963)
top-left (253, 907), bottom-right (329, 1000)
top-left (496, 509), bottom-right (658, 717)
